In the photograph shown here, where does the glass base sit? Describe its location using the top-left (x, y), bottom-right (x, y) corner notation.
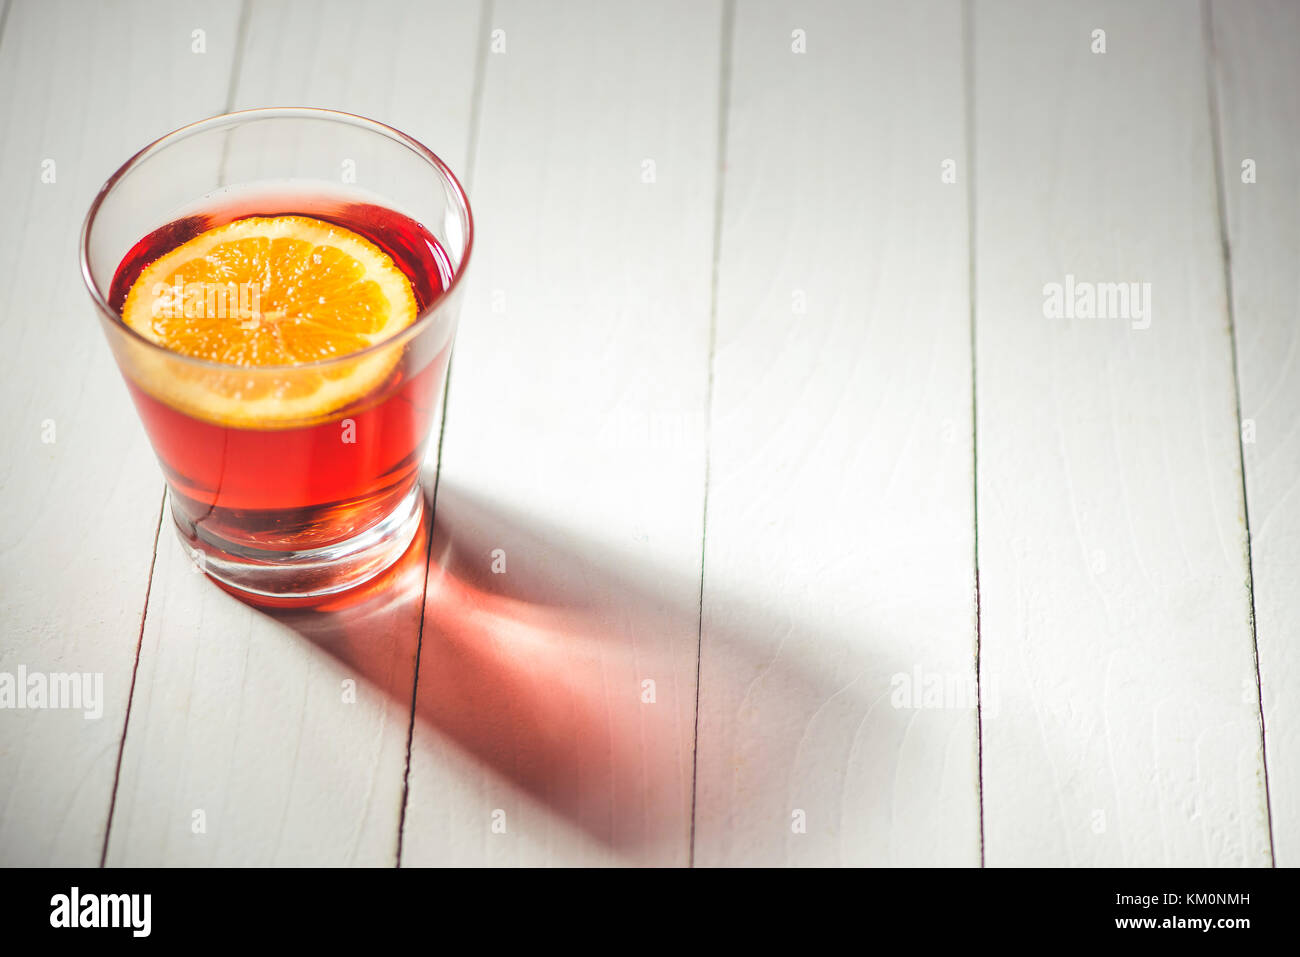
top-left (174, 483), bottom-right (425, 600)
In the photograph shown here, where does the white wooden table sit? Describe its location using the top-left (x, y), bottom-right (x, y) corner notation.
top-left (1, 0), bottom-right (1295, 867)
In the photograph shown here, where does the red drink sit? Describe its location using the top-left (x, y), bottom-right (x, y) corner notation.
top-left (108, 195), bottom-right (454, 556)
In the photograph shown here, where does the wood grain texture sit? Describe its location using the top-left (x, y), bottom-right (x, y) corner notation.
top-left (399, 0), bottom-right (721, 866)
top-left (973, 0), bottom-right (1270, 866)
top-left (105, 0), bottom-right (483, 866)
top-left (1210, 0), bottom-right (1300, 866)
top-left (694, 0), bottom-right (979, 866)
top-left (0, 0), bottom-right (241, 866)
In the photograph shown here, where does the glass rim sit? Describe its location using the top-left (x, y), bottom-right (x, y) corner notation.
top-left (80, 106), bottom-right (474, 373)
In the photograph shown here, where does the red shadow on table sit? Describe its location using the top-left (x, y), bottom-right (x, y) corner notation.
top-left (254, 478), bottom-right (946, 863)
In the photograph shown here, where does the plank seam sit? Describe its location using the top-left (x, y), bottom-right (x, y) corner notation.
top-left (395, 0), bottom-right (495, 869)
top-left (962, 0), bottom-right (987, 870)
top-left (1201, 0), bottom-right (1276, 867)
top-left (223, 0), bottom-right (251, 114)
top-left (98, 490), bottom-right (166, 867)
top-left (688, 0), bottom-right (735, 870)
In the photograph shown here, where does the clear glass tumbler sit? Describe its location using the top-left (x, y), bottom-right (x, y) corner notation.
top-left (81, 108), bottom-right (473, 600)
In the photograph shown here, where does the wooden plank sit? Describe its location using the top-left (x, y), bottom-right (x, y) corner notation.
top-left (104, 0), bottom-right (483, 866)
top-left (973, 0), bottom-right (1271, 865)
top-left (1210, 0), bottom-right (1300, 866)
top-left (0, 0), bottom-right (241, 867)
top-left (400, 0), bottom-right (721, 866)
top-left (693, 0), bottom-right (979, 866)
top-left (105, 517), bottom-right (435, 865)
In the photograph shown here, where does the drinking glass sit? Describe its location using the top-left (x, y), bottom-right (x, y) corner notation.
top-left (81, 108), bottom-right (473, 599)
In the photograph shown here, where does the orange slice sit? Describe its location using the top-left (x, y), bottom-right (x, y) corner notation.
top-left (120, 215), bottom-right (418, 428)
